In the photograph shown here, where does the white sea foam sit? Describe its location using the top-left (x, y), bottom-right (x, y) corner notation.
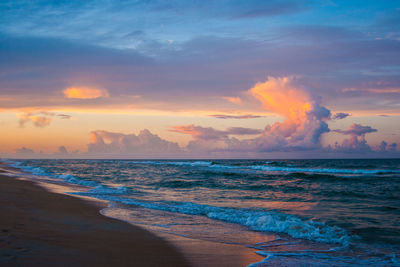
top-left (168, 161), bottom-right (214, 167)
top-left (72, 192), bottom-right (351, 246)
top-left (7, 160), bottom-right (99, 187)
top-left (57, 174), bottom-right (98, 187)
top-left (249, 250), bottom-right (400, 267)
top-left (86, 185), bottom-right (130, 195)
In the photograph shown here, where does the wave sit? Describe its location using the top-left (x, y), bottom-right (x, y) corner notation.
top-left (124, 160), bottom-right (400, 175)
top-left (129, 160), bottom-right (214, 167)
top-left (86, 185), bottom-right (131, 195)
top-left (8, 160), bottom-right (99, 187)
top-left (251, 165), bottom-right (400, 175)
top-left (72, 191), bottom-right (351, 246)
top-left (250, 251), bottom-right (399, 267)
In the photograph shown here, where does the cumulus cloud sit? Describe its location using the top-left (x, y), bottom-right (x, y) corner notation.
top-left (332, 112), bottom-right (350, 120)
top-left (171, 125), bottom-right (226, 140)
top-left (63, 87), bottom-right (109, 99)
top-left (169, 125), bottom-right (264, 153)
top-left (333, 135), bottom-right (371, 153)
top-left (210, 114), bottom-right (263, 119)
top-left (15, 147), bottom-right (35, 156)
top-left (88, 129), bottom-right (182, 157)
top-left (249, 76), bottom-right (331, 151)
top-left (332, 124), bottom-right (378, 153)
top-left (333, 123), bottom-right (377, 136)
top-left (331, 123), bottom-right (399, 155)
top-left (170, 76), bottom-right (332, 153)
top-left (56, 146), bottom-right (68, 155)
top-left (167, 77), bottom-right (334, 153)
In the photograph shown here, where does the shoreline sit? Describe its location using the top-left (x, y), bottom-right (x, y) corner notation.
top-left (0, 166), bottom-right (190, 266)
top-left (0, 162), bottom-right (262, 267)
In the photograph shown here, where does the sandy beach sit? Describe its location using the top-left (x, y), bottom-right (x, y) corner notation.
top-left (0, 163), bottom-right (262, 267)
top-left (0, 168), bottom-right (191, 266)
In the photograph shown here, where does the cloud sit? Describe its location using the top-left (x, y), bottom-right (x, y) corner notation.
top-left (333, 135), bottom-right (372, 153)
top-left (9, 145), bottom-right (81, 158)
top-left (18, 113), bottom-right (52, 127)
top-left (56, 146), bottom-right (68, 155)
top-left (333, 123), bottom-right (377, 136)
top-left (64, 87), bottom-right (109, 99)
top-left (170, 125), bottom-right (262, 140)
top-left (0, 0), bottom-right (307, 50)
top-left (331, 124), bottom-right (379, 153)
top-left (17, 111), bottom-right (72, 127)
top-left (210, 114), bottom-right (263, 119)
top-left (57, 114), bottom-right (72, 119)
top-left (15, 147), bottom-right (35, 156)
top-left (332, 112), bottom-right (350, 120)
top-left (87, 129), bottom-right (182, 157)
top-left (1, 32), bottom-right (400, 113)
top-left (169, 125), bottom-right (264, 153)
top-left (343, 87), bottom-right (400, 94)
top-left (222, 97), bottom-right (243, 105)
top-left (169, 77), bottom-right (332, 153)
top-left (249, 76), bottom-right (330, 151)
top-left (170, 125), bottom-right (227, 140)
top-left (366, 88), bottom-right (400, 94)
top-left (228, 127), bottom-right (263, 135)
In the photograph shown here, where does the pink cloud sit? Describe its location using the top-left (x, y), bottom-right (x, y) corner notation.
top-left (88, 129), bottom-right (182, 157)
top-left (333, 123), bottom-right (377, 136)
top-left (223, 96), bottom-right (243, 105)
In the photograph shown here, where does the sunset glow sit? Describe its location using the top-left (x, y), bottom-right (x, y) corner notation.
top-left (2, 3), bottom-right (400, 267)
top-left (0, 1), bottom-right (399, 158)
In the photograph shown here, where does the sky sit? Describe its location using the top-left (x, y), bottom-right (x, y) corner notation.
top-left (0, 0), bottom-right (399, 158)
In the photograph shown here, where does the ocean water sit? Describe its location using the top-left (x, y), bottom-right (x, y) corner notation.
top-left (5, 158), bottom-right (400, 266)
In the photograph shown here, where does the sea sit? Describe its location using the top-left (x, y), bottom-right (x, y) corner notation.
top-left (3, 158), bottom-right (400, 266)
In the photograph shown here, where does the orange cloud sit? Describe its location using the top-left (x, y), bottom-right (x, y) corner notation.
top-left (248, 76), bottom-right (330, 149)
top-left (250, 76), bottom-right (312, 124)
top-left (64, 87), bottom-right (109, 99)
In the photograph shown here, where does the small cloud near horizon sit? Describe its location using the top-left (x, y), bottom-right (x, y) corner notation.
top-left (16, 112), bottom-right (72, 128)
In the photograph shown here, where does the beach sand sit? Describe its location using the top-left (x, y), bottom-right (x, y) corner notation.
top-left (0, 165), bottom-right (262, 267)
top-left (0, 170), bottom-right (190, 266)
